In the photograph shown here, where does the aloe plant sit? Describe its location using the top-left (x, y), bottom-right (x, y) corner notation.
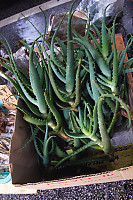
top-left (0, 1), bottom-right (132, 177)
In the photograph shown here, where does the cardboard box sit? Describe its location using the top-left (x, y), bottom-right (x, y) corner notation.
top-left (5, 33), bottom-right (133, 194)
top-left (47, 10), bottom-right (88, 41)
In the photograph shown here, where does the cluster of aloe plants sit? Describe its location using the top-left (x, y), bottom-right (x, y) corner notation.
top-left (0, 0), bottom-right (133, 176)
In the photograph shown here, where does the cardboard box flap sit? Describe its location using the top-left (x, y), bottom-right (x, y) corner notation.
top-left (0, 181), bottom-right (37, 194)
top-left (1, 166), bottom-right (133, 194)
top-left (9, 99), bottom-right (42, 184)
top-left (11, 166), bottom-right (133, 191)
top-left (119, 166), bottom-right (133, 180)
top-left (48, 10), bottom-right (88, 41)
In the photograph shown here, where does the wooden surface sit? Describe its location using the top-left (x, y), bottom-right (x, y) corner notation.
top-left (115, 34), bottom-right (133, 91)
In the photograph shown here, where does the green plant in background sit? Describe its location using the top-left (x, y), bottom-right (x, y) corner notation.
top-left (0, 0), bottom-right (133, 177)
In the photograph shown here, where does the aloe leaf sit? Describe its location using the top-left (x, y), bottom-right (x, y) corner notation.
top-left (123, 68), bottom-right (133, 74)
top-left (54, 45), bottom-right (66, 62)
top-left (19, 39), bottom-right (42, 73)
top-left (0, 60), bottom-right (13, 74)
top-left (69, 111), bottom-right (81, 133)
top-left (97, 77), bottom-right (112, 90)
top-left (82, 64), bottom-right (90, 73)
top-left (55, 143), bottom-right (67, 158)
top-left (39, 6), bottom-right (47, 37)
top-left (19, 125), bottom-right (39, 151)
top-left (86, 50), bottom-right (100, 102)
top-left (111, 10), bottom-right (127, 93)
top-left (73, 35), bottom-right (111, 79)
top-left (97, 74), bottom-right (112, 85)
top-left (107, 101), bottom-right (119, 134)
top-left (24, 114), bottom-right (46, 126)
top-left (72, 58), bottom-right (81, 107)
top-left (0, 70), bottom-right (45, 118)
top-left (78, 106), bottom-right (84, 127)
top-left (97, 98), bottom-right (114, 155)
top-left (34, 40), bottom-right (46, 78)
top-left (50, 60), bottom-right (66, 83)
top-left (101, 4), bottom-right (111, 59)
top-left (83, 100), bottom-right (92, 129)
top-left (86, 29), bottom-right (102, 53)
top-left (51, 12), bottom-right (67, 69)
top-left (101, 94), bottom-right (132, 131)
top-left (92, 102), bottom-right (98, 135)
top-left (43, 124), bottom-right (55, 166)
top-left (119, 36), bottom-right (133, 72)
top-left (54, 140), bottom-right (95, 168)
top-left (77, 11), bottom-right (90, 40)
top-left (56, 101), bottom-right (77, 112)
top-left (33, 137), bottom-right (44, 159)
top-left (15, 104), bottom-right (37, 118)
top-left (83, 102), bottom-right (87, 127)
top-left (86, 81), bottom-right (93, 99)
top-left (64, 129), bottom-right (88, 138)
top-left (124, 57), bottom-right (133, 65)
top-left (106, 50), bottom-right (113, 66)
top-left (92, 23), bottom-right (102, 43)
top-left (29, 42), bottom-right (47, 114)
top-left (80, 68), bottom-right (87, 78)
top-left (1, 36), bottom-right (39, 106)
top-left (93, 80), bottom-right (115, 112)
top-left (55, 37), bottom-right (67, 59)
top-left (44, 90), bottom-right (62, 131)
top-left (47, 60), bottom-right (69, 102)
top-left (66, 0), bottom-right (77, 93)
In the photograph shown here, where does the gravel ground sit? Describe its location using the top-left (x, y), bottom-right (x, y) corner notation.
top-left (0, 179), bottom-right (133, 199)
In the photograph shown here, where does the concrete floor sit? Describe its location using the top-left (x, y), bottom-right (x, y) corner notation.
top-left (0, 0), bottom-right (52, 20)
top-left (0, 0), bottom-right (81, 52)
top-left (0, 0), bottom-right (132, 52)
